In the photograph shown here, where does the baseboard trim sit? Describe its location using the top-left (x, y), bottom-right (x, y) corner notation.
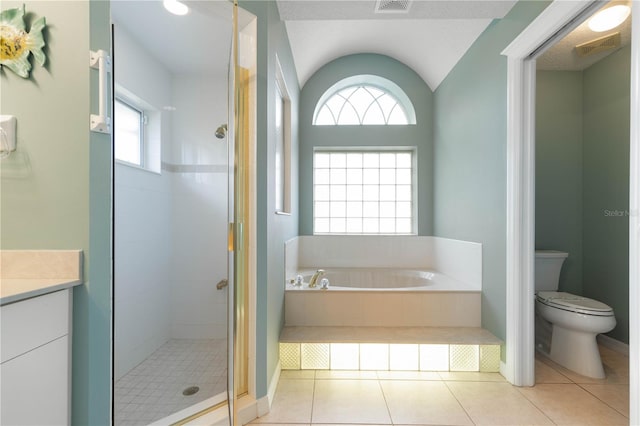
top-left (597, 334), bottom-right (629, 356)
top-left (237, 395), bottom-right (259, 425)
top-left (500, 360), bottom-right (510, 383)
top-left (265, 361), bottom-right (282, 413)
top-left (255, 395), bottom-right (270, 421)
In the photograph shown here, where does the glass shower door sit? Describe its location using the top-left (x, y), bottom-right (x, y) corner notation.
top-left (111, 1), bottom-right (234, 424)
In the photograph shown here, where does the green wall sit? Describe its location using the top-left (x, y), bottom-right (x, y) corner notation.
top-left (0, 1), bottom-right (112, 424)
top-left (299, 53), bottom-right (434, 236)
top-left (433, 0), bottom-right (550, 342)
top-left (536, 71), bottom-right (584, 295)
top-left (583, 46), bottom-right (630, 342)
top-left (239, 0), bottom-right (300, 398)
top-left (535, 46), bottom-right (631, 343)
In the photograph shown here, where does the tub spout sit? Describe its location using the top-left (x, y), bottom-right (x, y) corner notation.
top-left (309, 269), bottom-right (325, 288)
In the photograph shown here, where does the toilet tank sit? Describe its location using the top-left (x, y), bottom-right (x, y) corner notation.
top-left (534, 250), bottom-right (569, 291)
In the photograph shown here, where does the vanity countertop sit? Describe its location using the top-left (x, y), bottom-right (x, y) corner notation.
top-left (1, 277), bottom-right (82, 306)
top-left (0, 250), bottom-right (83, 306)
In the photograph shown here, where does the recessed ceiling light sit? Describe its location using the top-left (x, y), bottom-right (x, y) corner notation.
top-left (163, 0), bottom-right (189, 16)
top-left (588, 5), bottom-right (631, 32)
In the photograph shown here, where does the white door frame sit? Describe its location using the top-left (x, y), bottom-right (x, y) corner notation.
top-left (502, 1), bottom-right (639, 423)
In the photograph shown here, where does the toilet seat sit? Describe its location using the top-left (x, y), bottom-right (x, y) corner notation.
top-left (536, 291), bottom-right (614, 317)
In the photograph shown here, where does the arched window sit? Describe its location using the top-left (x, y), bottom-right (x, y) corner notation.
top-left (313, 75), bottom-right (416, 126)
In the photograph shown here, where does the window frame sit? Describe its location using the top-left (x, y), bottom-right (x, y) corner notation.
top-left (275, 55), bottom-right (292, 215)
top-left (114, 97), bottom-right (145, 168)
top-left (313, 74), bottom-right (417, 126)
top-left (312, 147), bottom-right (418, 235)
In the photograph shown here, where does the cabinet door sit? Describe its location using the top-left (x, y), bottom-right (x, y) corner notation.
top-left (1, 336), bottom-right (69, 425)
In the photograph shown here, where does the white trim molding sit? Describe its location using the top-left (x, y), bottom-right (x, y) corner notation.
top-left (501, 0), bottom-right (598, 388)
top-left (265, 361), bottom-right (282, 415)
top-left (597, 334), bottom-right (630, 357)
top-left (629, 3), bottom-right (640, 423)
top-left (502, 1), bottom-right (639, 423)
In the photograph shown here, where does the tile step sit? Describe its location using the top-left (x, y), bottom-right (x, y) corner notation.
top-left (281, 326), bottom-right (502, 345)
top-left (279, 326), bottom-right (502, 373)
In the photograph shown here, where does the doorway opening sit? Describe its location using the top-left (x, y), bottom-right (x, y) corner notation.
top-left (503, 0), bottom-right (638, 423)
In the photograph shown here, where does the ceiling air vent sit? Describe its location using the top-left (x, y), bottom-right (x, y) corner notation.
top-left (375, 0), bottom-right (411, 14)
top-left (575, 32), bottom-right (621, 57)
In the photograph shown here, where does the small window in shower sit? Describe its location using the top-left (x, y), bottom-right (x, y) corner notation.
top-left (313, 148), bottom-right (416, 234)
top-left (114, 98), bottom-right (144, 167)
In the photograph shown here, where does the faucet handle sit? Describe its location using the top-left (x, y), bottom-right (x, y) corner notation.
top-left (320, 278), bottom-right (330, 289)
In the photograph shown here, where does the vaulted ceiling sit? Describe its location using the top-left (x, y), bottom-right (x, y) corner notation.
top-left (276, 0), bottom-right (518, 90)
top-left (111, 0), bottom-right (632, 92)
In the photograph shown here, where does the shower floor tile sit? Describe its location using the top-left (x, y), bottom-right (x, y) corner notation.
top-left (114, 338), bottom-right (227, 426)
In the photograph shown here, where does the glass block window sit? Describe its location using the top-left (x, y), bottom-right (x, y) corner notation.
top-left (313, 150), bottom-right (415, 234)
top-left (314, 85), bottom-right (409, 125)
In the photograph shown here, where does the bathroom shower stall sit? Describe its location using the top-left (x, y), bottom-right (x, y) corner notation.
top-left (110, 1), bottom-right (255, 424)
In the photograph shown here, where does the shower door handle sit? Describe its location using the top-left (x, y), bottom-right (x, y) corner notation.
top-left (216, 279), bottom-right (228, 290)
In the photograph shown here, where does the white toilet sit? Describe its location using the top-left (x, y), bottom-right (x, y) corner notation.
top-left (535, 250), bottom-right (616, 379)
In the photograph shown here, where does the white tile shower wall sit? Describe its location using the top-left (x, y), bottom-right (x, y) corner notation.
top-left (114, 165), bottom-right (173, 380)
top-left (114, 24), bottom-right (175, 381)
top-left (169, 74), bottom-right (229, 340)
top-left (170, 171), bottom-right (228, 339)
top-left (294, 236), bottom-right (482, 289)
top-left (170, 75), bottom-right (228, 166)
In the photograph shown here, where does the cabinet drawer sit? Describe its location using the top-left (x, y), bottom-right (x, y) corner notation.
top-left (1, 335), bottom-right (70, 425)
top-left (1, 289), bottom-right (70, 363)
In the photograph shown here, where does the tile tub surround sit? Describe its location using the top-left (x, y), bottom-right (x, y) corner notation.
top-left (0, 250), bottom-right (83, 305)
top-left (285, 290), bottom-right (480, 327)
top-left (285, 236), bottom-right (482, 290)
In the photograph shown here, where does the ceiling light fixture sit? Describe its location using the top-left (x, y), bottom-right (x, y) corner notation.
top-left (588, 4), bottom-right (631, 32)
top-left (163, 0), bottom-right (189, 16)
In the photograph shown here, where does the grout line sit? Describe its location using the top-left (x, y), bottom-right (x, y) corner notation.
top-left (513, 384), bottom-right (559, 425)
top-left (576, 383), bottom-right (630, 419)
top-left (441, 379), bottom-right (477, 426)
top-left (376, 379), bottom-right (395, 425)
top-left (309, 370), bottom-right (317, 424)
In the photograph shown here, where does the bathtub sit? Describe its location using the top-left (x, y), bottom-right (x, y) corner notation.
top-left (292, 268), bottom-right (474, 291)
top-left (284, 267), bottom-right (481, 327)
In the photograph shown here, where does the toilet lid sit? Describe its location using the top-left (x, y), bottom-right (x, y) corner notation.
top-left (537, 291), bottom-right (614, 316)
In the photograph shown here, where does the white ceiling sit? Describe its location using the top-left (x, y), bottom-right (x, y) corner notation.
top-left (110, 0), bottom-right (632, 92)
top-left (277, 0), bottom-right (517, 90)
top-left (110, 0), bottom-right (234, 76)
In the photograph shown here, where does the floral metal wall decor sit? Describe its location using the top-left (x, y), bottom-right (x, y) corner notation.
top-left (0, 5), bottom-right (46, 78)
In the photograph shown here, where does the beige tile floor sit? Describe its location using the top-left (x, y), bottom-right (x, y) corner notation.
top-left (251, 345), bottom-right (629, 425)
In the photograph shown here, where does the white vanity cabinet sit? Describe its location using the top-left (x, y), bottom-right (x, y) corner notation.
top-left (1, 289), bottom-right (73, 425)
